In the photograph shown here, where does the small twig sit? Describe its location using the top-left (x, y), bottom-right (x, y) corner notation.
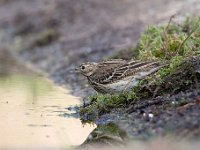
top-left (162, 15), bottom-right (176, 58)
top-left (165, 14), bottom-right (176, 32)
top-left (176, 25), bottom-right (200, 54)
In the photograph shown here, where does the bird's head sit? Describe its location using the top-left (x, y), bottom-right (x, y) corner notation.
top-left (77, 62), bottom-right (98, 77)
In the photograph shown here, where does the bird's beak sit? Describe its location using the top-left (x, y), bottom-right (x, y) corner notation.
top-left (68, 67), bottom-right (80, 73)
top-left (74, 67), bottom-right (80, 73)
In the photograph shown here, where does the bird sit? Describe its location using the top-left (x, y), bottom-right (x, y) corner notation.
top-left (77, 59), bottom-right (165, 94)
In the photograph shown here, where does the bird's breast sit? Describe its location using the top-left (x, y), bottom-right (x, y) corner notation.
top-left (102, 77), bottom-right (139, 93)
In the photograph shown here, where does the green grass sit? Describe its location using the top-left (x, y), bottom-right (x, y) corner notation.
top-left (79, 16), bottom-right (200, 118)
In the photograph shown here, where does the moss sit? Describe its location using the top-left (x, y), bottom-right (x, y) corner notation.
top-left (79, 17), bottom-right (200, 119)
top-left (80, 92), bottom-right (137, 116)
top-left (137, 17), bottom-right (200, 61)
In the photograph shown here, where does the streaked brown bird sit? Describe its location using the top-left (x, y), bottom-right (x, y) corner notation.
top-left (77, 59), bottom-right (165, 94)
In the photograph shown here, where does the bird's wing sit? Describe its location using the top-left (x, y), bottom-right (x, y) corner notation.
top-left (115, 61), bottom-right (164, 80)
top-left (89, 59), bottom-right (127, 83)
top-left (90, 60), bottom-right (164, 84)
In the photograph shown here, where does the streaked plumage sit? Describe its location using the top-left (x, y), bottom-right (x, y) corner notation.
top-left (77, 59), bottom-right (165, 94)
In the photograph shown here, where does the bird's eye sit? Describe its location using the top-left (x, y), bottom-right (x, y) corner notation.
top-left (81, 65), bottom-right (85, 70)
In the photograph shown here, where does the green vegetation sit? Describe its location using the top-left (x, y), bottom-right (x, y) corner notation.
top-left (80, 16), bottom-right (200, 119)
top-left (82, 123), bottom-right (127, 145)
top-left (80, 92), bottom-right (137, 115)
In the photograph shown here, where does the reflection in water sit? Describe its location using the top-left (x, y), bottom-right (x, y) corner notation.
top-left (0, 74), bottom-right (96, 149)
top-left (82, 123), bottom-right (127, 146)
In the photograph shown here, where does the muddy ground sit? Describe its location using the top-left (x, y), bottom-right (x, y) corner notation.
top-left (0, 0), bottom-right (200, 144)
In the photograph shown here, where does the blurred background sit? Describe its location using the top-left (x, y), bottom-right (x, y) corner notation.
top-left (0, 0), bottom-right (199, 96)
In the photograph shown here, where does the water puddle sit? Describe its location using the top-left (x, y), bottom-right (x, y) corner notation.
top-left (0, 74), bottom-right (96, 149)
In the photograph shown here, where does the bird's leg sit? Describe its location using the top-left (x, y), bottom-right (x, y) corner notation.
top-left (152, 86), bottom-right (160, 98)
